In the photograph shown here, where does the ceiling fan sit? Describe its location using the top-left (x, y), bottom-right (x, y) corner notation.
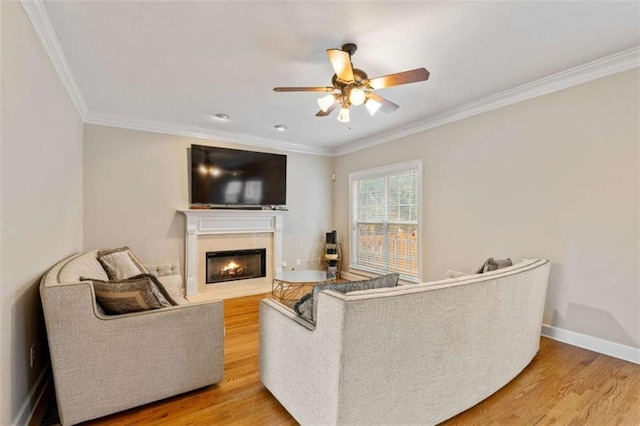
top-left (274, 43), bottom-right (430, 123)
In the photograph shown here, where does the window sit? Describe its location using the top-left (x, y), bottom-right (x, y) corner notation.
top-left (349, 160), bottom-right (421, 282)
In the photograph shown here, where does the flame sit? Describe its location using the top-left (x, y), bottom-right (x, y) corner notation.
top-left (223, 261), bottom-right (240, 272)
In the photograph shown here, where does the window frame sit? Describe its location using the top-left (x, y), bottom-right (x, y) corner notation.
top-left (348, 159), bottom-right (423, 283)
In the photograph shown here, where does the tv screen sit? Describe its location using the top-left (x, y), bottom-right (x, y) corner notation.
top-left (190, 145), bottom-right (287, 207)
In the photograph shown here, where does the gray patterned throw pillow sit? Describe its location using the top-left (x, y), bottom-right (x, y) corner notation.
top-left (475, 258), bottom-right (513, 274)
top-left (293, 273), bottom-right (400, 323)
top-left (81, 274), bottom-right (178, 315)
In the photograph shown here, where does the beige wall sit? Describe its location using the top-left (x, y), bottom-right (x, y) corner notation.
top-left (1, 2), bottom-right (84, 424)
top-left (334, 70), bottom-right (639, 348)
top-left (83, 124), bottom-right (334, 277)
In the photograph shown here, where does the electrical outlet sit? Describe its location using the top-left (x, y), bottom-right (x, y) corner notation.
top-left (30, 344), bottom-right (36, 368)
top-left (296, 258), bottom-right (301, 266)
top-left (282, 260), bottom-right (287, 268)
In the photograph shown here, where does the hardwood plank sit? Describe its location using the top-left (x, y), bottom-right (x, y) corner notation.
top-left (37, 293), bottom-right (639, 425)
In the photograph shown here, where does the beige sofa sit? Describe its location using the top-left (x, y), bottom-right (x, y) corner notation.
top-left (259, 258), bottom-right (550, 425)
top-left (40, 250), bottom-right (225, 425)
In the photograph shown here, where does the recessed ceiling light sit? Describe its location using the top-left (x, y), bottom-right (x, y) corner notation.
top-left (274, 124), bottom-right (287, 131)
top-left (213, 113), bottom-right (230, 120)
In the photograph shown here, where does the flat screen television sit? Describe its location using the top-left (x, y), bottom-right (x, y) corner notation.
top-left (190, 145), bottom-right (287, 207)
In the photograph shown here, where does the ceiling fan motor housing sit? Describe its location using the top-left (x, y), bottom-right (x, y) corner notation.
top-left (332, 68), bottom-right (368, 88)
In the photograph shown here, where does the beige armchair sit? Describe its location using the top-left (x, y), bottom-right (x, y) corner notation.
top-left (40, 250), bottom-right (224, 425)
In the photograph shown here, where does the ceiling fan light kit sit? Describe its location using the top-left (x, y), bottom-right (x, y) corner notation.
top-left (337, 107), bottom-right (351, 123)
top-left (365, 98), bottom-right (382, 116)
top-left (274, 43), bottom-right (430, 124)
top-left (317, 94), bottom-right (337, 112)
top-left (349, 87), bottom-right (366, 106)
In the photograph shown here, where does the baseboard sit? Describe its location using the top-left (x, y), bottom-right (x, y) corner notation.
top-left (13, 364), bottom-right (51, 426)
top-left (542, 324), bottom-right (639, 365)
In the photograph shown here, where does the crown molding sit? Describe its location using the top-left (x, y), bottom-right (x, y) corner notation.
top-left (21, 0), bottom-right (88, 118)
top-left (21, 0), bottom-right (638, 158)
top-left (333, 46), bottom-right (640, 156)
top-left (84, 111), bottom-right (334, 156)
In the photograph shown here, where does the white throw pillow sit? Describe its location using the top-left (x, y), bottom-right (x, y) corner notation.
top-left (97, 246), bottom-right (148, 280)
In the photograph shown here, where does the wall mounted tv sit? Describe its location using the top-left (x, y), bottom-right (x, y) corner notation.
top-left (190, 145), bottom-right (287, 208)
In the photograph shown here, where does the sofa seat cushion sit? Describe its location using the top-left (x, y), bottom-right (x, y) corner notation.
top-left (294, 273), bottom-right (400, 323)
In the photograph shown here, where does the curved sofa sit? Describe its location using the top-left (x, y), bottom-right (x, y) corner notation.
top-left (40, 250), bottom-right (224, 425)
top-left (259, 258), bottom-right (550, 425)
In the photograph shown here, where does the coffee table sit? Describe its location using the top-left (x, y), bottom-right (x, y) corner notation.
top-left (272, 270), bottom-right (336, 302)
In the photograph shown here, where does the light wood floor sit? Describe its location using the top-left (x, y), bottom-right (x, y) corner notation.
top-left (47, 293), bottom-right (640, 425)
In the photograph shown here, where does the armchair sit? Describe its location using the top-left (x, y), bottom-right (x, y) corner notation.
top-left (40, 250), bottom-right (224, 425)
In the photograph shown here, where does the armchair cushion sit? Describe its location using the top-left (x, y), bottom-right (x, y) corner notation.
top-left (97, 246), bottom-right (148, 280)
top-left (156, 274), bottom-right (189, 305)
top-left (81, 274), bottom-right (177, 315)
top-left (144, 261), bottom-right (188, 304)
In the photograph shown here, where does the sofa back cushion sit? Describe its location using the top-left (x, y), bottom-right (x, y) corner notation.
top-left (294, 273), bottom-right (400, 323)
top-left (56, 251), bottom-right (109, 284)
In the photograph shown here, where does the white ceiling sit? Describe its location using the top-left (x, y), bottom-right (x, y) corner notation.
top-left (39, 1), bottom-right (639, 155)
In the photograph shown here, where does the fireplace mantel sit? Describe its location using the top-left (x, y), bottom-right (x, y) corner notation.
top-left (179, 209), bottom-right (286, 296)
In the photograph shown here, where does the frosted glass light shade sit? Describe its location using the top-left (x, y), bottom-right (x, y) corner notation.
top-left (349, 88), bottom-right (366, 106)
top-left (317, 94), bottom-right (336, 112)
top-left (365, 98), bottom-right (382, 116)
top-left (337, 107), bottom-right (350, 123)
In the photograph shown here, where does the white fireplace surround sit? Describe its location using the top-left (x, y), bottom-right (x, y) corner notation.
top-left (179, 209), bottom-right (285, 296)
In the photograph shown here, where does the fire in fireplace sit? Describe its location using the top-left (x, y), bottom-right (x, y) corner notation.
top-left (206, 248), bottom-right (266, 284)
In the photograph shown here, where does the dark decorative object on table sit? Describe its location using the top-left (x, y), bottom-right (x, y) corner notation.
top-left (323, 230), bottom-right (341, 277)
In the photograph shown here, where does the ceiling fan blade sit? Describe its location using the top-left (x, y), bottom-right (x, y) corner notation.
top-left (327, 49), bottom-right (355, 82)
top-left (368, 92), bottom-right (399, 113)
top-left (315, 102), bottom-right (338, 117)
top-left (273, 87), bottom-right (334, 92)
top-left (367, 68), bottom-right (430, 90)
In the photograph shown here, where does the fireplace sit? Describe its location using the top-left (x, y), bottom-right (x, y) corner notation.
top-left (206, 248), bottom-right (266, 284)
top-left (180, 209), bottom-right (284, 298)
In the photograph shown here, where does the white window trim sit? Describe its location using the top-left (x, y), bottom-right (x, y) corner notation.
top-left (348, 159), bottom-right (423, 283)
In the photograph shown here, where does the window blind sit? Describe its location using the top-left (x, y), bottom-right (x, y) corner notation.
top-left (350, 161), bottom-right (421, 281)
